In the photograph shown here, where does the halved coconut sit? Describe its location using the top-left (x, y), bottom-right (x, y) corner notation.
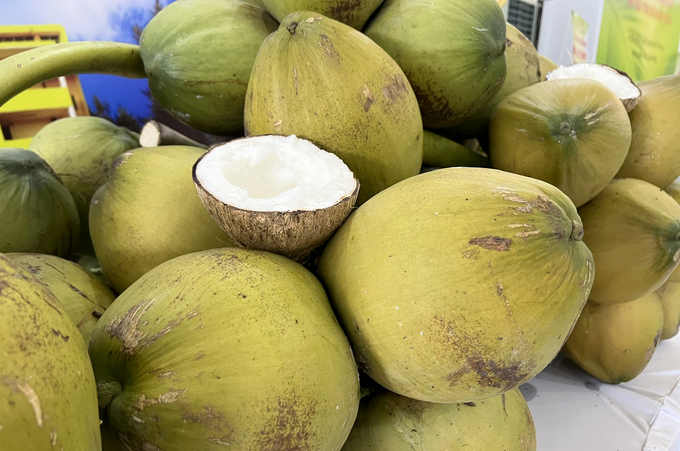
top-left (546, 63), bottom-right (641, 112)
top-left (193, 135), bottom-right (359, 262)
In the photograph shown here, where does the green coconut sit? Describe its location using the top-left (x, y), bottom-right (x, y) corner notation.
top-left (89, 146), bottom-right (235, 294)
top-left (656, 281), bottom-right (680, 339)
top-left (0, 254), bottom-right (101, 450)
top-left (89, 248), bottom-right (360, 451)
top-left (538, 54), bottom-right (558, 80)
top-left (0, 148), bottom-right (80, 257)
top-left (259, 0), bottom-right (384, 29)
top-left (342, 388), bottom-right (536, 450)
top-left (6, 253), bottom-right (116, 342)
top-left (363, 0), bottom-right (507, 128)
top-left (563, 293), bottom-right (664, 383)
top-left (441, 23), bottom-right (541, 140)
top-left (489, 79), bottom-right (632, 207)
top-left (579, 178), bottom-right (680, 305)
top-left (422, 130), bottom-right (490, 168)
top-left (665, 177), bottom-right (680, 282)
top-left (616, 75), bottom-right (680, 188)
top-left (244, 12), bottom-right (423, 204)
top-left (318, 167), bottom-right (594, 403)
top-left (28, 116), bottom-right (139, 244)
top-left (140, 0), bottom-right (278, 135)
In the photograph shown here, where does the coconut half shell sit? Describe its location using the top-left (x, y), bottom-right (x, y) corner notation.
top-left (546, 63), bottom-right (641, 112)
top-left (193, 135), bottom-right (360, 262)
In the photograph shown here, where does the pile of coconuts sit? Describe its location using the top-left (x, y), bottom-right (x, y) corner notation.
top-left (1, 0), bottom-right (679, 449)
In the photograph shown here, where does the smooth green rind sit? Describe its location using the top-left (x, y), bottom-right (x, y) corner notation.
top-left (563, 294), bottom-right (664, 383)
top-left (616, 75), bottom-right (680, 188)
top-left (0, 42), bottom-right (144, 108)
top-left (342, 388), bottom-right (536, 450)
top-left (579, 178), bottom-right (680, 305)
top-left (89, 146), bottom-right (235, 294)
top-left (422, 130), bottom-right (489, 168)
top-left (29, 117), bottom-right (140, 243)
top-left (89, 248), bottom-right (360, 451)
top-left (244, 12), bottom-right (423, 205)
top-left (656, 281), bottom-right (680, 339)
top-left (489, 79), bottom-right (632, 207)
top-left (6, 253), bottom-right (116, 342)
top-left (0, 255), bottom-right (101, 451)
top-left (318, 167), bottom-right (594, 403)
top-left (440, 23), bottom-right (541, 141)
top-left (0, 149), bottom-right (80, 257)
top-left (363, 0), bottom-right (507, 128)
top-left (259, 0), bottom-right (384, 29)
top-left (140, 0), bottom-right (278, 136)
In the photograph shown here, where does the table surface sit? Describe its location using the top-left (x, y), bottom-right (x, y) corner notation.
top-left (522, 333), bottom-right (680, 451)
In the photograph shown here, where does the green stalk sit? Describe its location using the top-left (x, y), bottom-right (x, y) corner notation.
top-left (0, 41), bottom-right (146, 107)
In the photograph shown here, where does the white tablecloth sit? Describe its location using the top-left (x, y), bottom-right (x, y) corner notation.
top-left (522, 334), bottom-right (680, 451)
top-left (521, 335), bottom-right (680, 451)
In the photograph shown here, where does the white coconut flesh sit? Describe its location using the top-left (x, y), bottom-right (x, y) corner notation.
top-left (546, 63), bottom-right (641, 102)
top-left (195, 135), bottom-right (357, 212)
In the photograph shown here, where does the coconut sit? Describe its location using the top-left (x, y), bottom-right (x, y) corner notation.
top-left (563, 293), bottom-right (664, 383)
top-left (363, 0), bottom-right (507, 128)
top-left (0, 254), bottom-right (101, 450)
top-left (665, 178), bottom-right (680, 282)
top-left (244, 12), bottom-right (422, 205)
top-left (89, 248), bottom-right (360, 451)
top-left (193, 135), bottom-right (359, 262)
top-left (28, 116), bottom-right (139, 245)
top-left (616, 75), bottom-right (680, 188)
top-left (546, 63), bottom-right (641, 112)
top-left (259, 0), bottom-right (384, 29)
top-left (6, 253), bottom-right (116, 342)
top-left (422, 130), bottom-right (490, 168)
top-left (489, 79), bottom-right (632, 207)
top-left (318, 167), bottom-right (594, 403)
top-left (89, 146), bottom-right (235, 294)
top-left (538, 54), bottom-right (558, 80)
top-left (0, 148), bottom-right (80, 257)
top-left (579, 178), bottom-right (680, 305)
top-left (140, 0), bottom-right (278, 135)
top-left (656, 281), bottom-right (680, 340)
top-left (439, 23), bottom-right (541, 141)
top-left (342, 388), bottom-right (536, 450)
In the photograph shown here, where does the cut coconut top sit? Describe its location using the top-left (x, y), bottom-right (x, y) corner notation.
top-left (194, 135), bottom-right (358, 212)
top-left (546, 63), bottom-right (641, 108)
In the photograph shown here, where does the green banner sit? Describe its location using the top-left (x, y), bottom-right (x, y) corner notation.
top-left (597, 0), bottom-right (680, 81)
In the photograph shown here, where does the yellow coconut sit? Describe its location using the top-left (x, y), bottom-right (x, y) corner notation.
top-left (656, 281), bottom-right (680, 340)
top-left (563, 293), bottom-right (664, 383)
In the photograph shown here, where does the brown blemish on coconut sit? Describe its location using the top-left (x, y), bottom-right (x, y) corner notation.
top-left (181, 404), bottom-right (230, 433)
top-left (257, 394), bottom-right (317, 451)
top-left (362, 84), bottom-right (374, 112)
top-left (381, 75), bottom-right (410, 103)
top-left (111, 152), bottom-right (134, 169)
top-left (135, 388), bottom-right (188, 411)
top-left (468, 236), bottom-right (512, 252)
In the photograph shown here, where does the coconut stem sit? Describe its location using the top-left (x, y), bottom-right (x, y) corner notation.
top-left (0, 42), bottom-right (146, 107)
top-left (571, 220), bottom-right (584, 241)
top-left (287, 22), bottom-right (299, 35)
top-left (97, 379), bottom-right (123, 409)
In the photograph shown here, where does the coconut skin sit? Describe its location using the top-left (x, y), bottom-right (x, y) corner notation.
top-left (259, 0), bottom-right (384, 29)
top-left (489, 79), bottom-right (632, 208)
top-left (89, 248), bottom-right (360, 451)
top-left (665, 178), bottom-right (680, 282)
top-left (28, 116), bottom-right (140, 242)
top-left (563, 293), bottom-right (664, 383)
top-left (0, 149), bottom-right (80, 258)
top-left (579, 178), bottom-right (680, 305)
top-left (538, 54), bottom-right (557, 80)
top-left (0, 255), bottom-right (101, 451)
top-left (6, 253), bottom-right (116, 342)
top-left (318, 167), bottom-right (594, 403)
top-left (616, 75), bottom-right (680, 188)
top-left (89, 146), bottom-right (235, 294)
top-left (656, 281), bottom-right (680, 339)
top-left (193, 149), bottom-right (360, 263)
top-left (421, 130), bottom-right (490, 168)
top-left (244, 12), bottom-right (423, 205)
top-left (342, 388), bottom-right (536, 451)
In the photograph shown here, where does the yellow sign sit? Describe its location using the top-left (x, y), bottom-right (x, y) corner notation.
top-left (572, 11), bottom-right (589, 64)
top-left (597, 0), bottom-right (680, 81)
